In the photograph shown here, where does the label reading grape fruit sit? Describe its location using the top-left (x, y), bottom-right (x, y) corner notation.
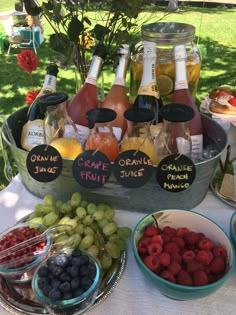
top-left (113, 150), bottom-right (154, 188)
top-left (26, 144), bottom-right (63, 182)
top-left (156, 154), bottom-right (196, 192)
top-left (72, 150), bottom-right (111, 188)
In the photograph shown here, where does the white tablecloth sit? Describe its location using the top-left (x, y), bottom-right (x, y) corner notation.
top-left (0, 175), bottom-right (236, 315)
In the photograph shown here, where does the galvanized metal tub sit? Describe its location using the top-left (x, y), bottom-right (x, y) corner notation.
top-left (2, 106), bottom-right (227, 213)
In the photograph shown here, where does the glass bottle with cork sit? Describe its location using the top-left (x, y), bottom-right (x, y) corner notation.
top-left (130, 22), bottom-right (201, 105)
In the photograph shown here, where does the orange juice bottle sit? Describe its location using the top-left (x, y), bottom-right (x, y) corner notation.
top-left (85, 108), bottom-right (119, 162)
top-left (121, 108), bottom-right (157, 164)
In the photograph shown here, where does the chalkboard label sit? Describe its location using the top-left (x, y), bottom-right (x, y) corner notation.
top-left (26, 144), bottom-right (63, 182)
top-left (113, 150), bottom-right (154, 188)
top-left (156, 154), bottom-right (196, 192)
top-left (72, 150), bottom-right (111, 188)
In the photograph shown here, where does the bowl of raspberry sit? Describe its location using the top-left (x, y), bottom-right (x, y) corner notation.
top-left (32, 248), bottom-right (102, 315)
top-left (230, 211), bottom-right (236, 248)
top-left (132, 209), bottom-right (235, 300)
top-left (0, 222), bottom-right (51, 283)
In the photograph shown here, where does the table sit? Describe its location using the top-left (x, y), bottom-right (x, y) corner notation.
top-left (0, 175), bottom-right (235, 315)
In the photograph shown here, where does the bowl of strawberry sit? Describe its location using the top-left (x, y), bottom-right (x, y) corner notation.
top-left (132, 209), bottom-right (235, 300)
top-left (32, 248), bottom-right (102, 315)
top-left (0, 222), bottom-right (51, 283)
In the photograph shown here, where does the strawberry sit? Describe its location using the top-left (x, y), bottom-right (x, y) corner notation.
top-left (228, 97), bottom-right (236, 107)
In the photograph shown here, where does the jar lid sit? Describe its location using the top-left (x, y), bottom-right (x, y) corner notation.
top-left (160, 104), bottom-right (195, 122)
top-left (86, 108), bottom-right (117, 128)
top-left (124, 108), bottom-right (155, 122)
top-left (38, 92), bottom-right (68, 107)
top-left (46, 64), bottom-right (59, 77)
top-left (142, 22), bottom-right (195, 45)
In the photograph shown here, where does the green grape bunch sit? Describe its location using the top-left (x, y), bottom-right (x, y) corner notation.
top-left (27, 192), bottom-right (132, 273)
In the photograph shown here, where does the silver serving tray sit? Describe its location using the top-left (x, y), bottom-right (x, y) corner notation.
top-left (0, 218), bottom-right (126, 315)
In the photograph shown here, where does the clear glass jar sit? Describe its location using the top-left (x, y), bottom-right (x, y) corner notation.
top-left (130, 22), bottom-right (202, 105)
top-left (120, 108), bottom-right (157, 164)
top-left (155, 104), bottom-right (194, 164)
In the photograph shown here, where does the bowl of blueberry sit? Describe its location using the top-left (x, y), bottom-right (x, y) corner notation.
top-left (0, 222), bottom-right (51, 283)
top-left (132, 209), bottom-right (235, 300)
top-left (32, 247), bottom-right (102, 315)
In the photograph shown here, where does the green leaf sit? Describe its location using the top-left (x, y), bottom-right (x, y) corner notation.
top-left (83, 16), bottom-right (92, 26)
top-left (42, 1), bottom-right (53, 11)
top-left (67, 17), bottom-right (84, 42)
top-left (93, 24), bottom-right (110, 41)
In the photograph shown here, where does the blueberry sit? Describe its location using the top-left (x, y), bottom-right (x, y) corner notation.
top-left (72, 256), bottom-right (83, 266)
top-left (48, 288), bottom-right (61, 301)
top-left (55, 254), bottom-right (70, 268)
top-left (38, 277), bottom-right (50, 290)
top-left (59, 272), bottom-right (71, 282)
top-left (38, 266), bottom-right (49, 278)
top-left (51, 266), bottom-right (63, 278)
top-left (47, 256), bottom-right (57, 266)
top-left (51, 279), bottom-right (61, 289)
top-left (42, 284), bottom-right (52, 297)
top-left (80, 254), bottom-right (89, 265)
top-left (71, 277), bottom-right (80, 290)
top-left (79, 265), bottom-right (89, 277)
top-left (73, 287), bottom-right (85, 298)
top-left (72, 249), bottom-right (82, 257)
top-left (59, 281), bottom-right (71, 293)
top-left (62, 292), bottom-right (73, 300)
top-left (80, 277), bottom-right (93, 290)
top-left (69, 265), bottom-right (79, 277)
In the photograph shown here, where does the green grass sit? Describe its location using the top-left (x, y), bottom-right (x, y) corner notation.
top-left (0, 2), bottom-right (236, 189)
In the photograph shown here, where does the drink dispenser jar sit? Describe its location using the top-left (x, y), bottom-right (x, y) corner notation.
top-left (130, 22), bottom-right (202, 105)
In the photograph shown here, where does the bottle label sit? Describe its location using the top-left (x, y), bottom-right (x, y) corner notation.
top-left (191, 134), bottom-right (203, 160)
top-left (64, 124), bottom-right (90, 147)
top-left (42, 74), bottom-right (57, 92)
top-left (176, 137), bottom-right (191, 156)
top-left (85, 77), bottom-right (97, 86)
top-left (138, 83), bottom-right (160, 98)
top-left (21, 119), bottom-right (45, 151)
top-left (175, 80), bottom-right (188, 90)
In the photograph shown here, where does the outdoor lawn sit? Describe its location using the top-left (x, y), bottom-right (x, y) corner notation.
top-left (0, 1), bottom-right (236, 190)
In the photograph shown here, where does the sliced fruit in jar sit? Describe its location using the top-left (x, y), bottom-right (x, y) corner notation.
top-left (156, 74), bottom-right (174, 96)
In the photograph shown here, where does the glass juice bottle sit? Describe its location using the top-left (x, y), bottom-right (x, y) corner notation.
top-left (121, 108), bottom-right (157, 164)
top-left (155, 103), bottom-right (194, 164)
top-left (130, 22), bottom-right (201, 105)
top-left (85, 108), bottom-right (119, 162)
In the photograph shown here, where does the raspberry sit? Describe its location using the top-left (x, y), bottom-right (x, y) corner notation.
top-left (212, 246), bottom-right (227, 258)
top-left (162, 226), bottom-right (176, 237)
top-left (177, 270), bottom-right (193, 286)
top-left (187, 260), bottom-right (204, 273)
top-left (147, 243), bottom-right (162, 256)
top-left (184, 232), bottom-right (200, 245)
top-left (159, 252), bottom-right (171, 267)
top-left (171, 236), bottom-right (185, 248)
top-left (159, 270), bottom-right (176, 283)
top-left (182, 250), bottom-right (196, 263)
top-left (168, 262), bottom-right (182, 276)
top-left (171, 252), bottom-right (183, 264)
top-left (196, 250), bottom-right (213, 266)
top-left (176, 227), bottom-right (190, 238)
top-left (161, 234), bottom-right (171, 244)
top-left (143, 255), bottom-right (160, 272)
top-left (144, 225), bottom-right (159, 237)
top-left (198, 238), bottom-right (214, 250)
top-left (151, 235), bottom-right (163, 245)
top-left (164, 242), bottom-right (180, 254)
top-left (193, 270), bottom-right (208, 286)
top-left (210, 257), bottom-right (225, 275)
top-left (137, 238), bottom-right (149, 255)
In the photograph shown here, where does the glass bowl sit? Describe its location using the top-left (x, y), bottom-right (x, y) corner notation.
top-left (132, 209), bottom-right (235, 300)
top-left (230, 211), bottom-right (236, 249)
top-left (0, 222), bottom-right (51, 283)
top-left (32, 247), bottom-right (102, 315)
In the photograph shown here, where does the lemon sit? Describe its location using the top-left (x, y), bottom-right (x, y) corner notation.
top-left (156, 74), bottom-right (174, 97)
top-left (50, 137), bottom-right (83, 159)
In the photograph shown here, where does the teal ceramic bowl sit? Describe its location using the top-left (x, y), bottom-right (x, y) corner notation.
top-left (230, 211), bottom-right (236, 248)
top-left (132, 209), bottom-right (235, 300)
